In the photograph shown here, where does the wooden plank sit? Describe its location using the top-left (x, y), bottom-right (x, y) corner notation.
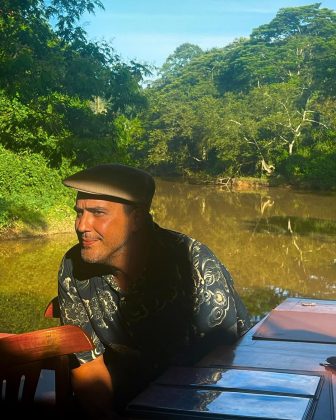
top-left (0, 333), bottom-right (14, 338)
top-left (253, 310), bottom-right (336, 344)
top-left (275, 298), bottom-right (336, 313)
top-left (126, 297), bottom-right (336, 419)
top-left (0, 325), bottom-right (93, 365)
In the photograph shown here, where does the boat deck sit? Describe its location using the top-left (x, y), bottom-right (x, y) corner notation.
top-left (126, 297), bottom-right (336, 419)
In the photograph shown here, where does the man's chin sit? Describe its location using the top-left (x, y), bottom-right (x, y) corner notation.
top-left (80, 249), bottom-right (101, 264)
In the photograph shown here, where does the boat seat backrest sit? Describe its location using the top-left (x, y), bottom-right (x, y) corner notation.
top-left (44, 296), bottom-right (61, 319)
top-left (0, 325), bottom-right (94, 410)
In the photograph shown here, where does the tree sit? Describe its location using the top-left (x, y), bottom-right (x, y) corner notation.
top-left (143, 3), bottom-right (336, 187)
top-left (0, 0), bottom-right (151, 168)
top-left (214, 4), bottom-right (336, 94)
top-left (46, 0), bottom-right (104, 42)
top-left (159, 43), bottom-right (203, 80)
top-left (250, 3), bottom-right (336, 42)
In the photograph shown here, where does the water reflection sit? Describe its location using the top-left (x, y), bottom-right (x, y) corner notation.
top-left (0, 233), bottom-right (77, 332)
top-left (0, 179), bottom-right (335, 332)
top-left (249, 216), bottom-right (336, 237)
top-left (152, 179), bottom-right (336, 322)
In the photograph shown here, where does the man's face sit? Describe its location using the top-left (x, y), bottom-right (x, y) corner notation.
top-left (74, 196), bottom-right (136, 265)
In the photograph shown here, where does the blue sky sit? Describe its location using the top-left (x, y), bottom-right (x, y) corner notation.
top-left (81, 0), bottom-right (336, 69)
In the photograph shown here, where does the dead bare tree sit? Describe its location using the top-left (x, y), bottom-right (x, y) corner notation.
top-left (275, 95), bottom-right (328, 155)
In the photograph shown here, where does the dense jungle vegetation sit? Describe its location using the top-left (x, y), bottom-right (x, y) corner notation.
top-left (0, 1), bottom-right (335, 236)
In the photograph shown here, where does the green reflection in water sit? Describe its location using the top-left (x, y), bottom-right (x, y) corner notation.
top-left (1, 179), bottom-right (336, 333)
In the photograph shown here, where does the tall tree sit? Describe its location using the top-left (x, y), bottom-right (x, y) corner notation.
top-left (159, 43), bottom-right (203, 81)
top-left (143, 4), bottom-right (336, 186)
top-left (0, 0), bottom-right (150, 168)
top-left (214, 4), bottom-right (336, 94)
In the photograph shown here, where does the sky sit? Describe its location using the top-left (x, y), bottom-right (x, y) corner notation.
top-left (81, 0), bottom-right (336, 69)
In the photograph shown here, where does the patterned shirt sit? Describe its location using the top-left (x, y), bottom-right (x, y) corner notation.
top-left (58, 223), bottom-right (251, 377)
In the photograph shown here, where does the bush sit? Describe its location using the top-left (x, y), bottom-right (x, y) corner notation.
top-left (0, 146), bottom-right (74, 233)
top-left (276, 144), bottom-right (336, 189)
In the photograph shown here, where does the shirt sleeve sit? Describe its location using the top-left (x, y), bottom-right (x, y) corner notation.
top-left (190, 240), bottom-right (251, 342)
top-left (218, 262), bottom-right (252, 336)
top-left (58, 254), bottom-right (105, 364)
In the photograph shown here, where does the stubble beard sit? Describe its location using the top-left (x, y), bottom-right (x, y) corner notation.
top-left (79, 233), bottom-right (134, 266)
top-left (80, 248), bottom-right (101, 264)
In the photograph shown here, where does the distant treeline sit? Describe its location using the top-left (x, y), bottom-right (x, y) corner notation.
top-left (0, 1), bottom-right (335, 234)
top-left (144, 3), bottom-right (336, 187)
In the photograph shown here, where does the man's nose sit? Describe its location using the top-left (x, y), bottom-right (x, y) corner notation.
top-left (76, 212), bottom-right (91, 232)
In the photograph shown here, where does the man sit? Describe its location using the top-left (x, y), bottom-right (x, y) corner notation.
top-left (58, 163), bottom-right (251, 419)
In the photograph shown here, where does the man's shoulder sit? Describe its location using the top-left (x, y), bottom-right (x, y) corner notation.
top-left (157, 224), bottom-right (223, 267)
top-left (153, 223), bottom-right (197, 249)
top-left (153, 223), bottom-right (217, 263)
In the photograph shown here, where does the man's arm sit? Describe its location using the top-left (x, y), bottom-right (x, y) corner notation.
top-left (71, 355), bottom-right (116, 419)
top-left (190, 241), bottom-right (251, 341)
top-left (226, 276), bottom-right (252, 335)
top-left (58, 254), bottom-right (116, 417)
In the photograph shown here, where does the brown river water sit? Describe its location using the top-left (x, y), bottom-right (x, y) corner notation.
top-left (1, 178), bottom-right (336, 333)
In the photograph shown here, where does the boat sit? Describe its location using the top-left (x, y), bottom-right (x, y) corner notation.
top-left (125, 297), bottom-right (336, 419)
top-left (2, 297), bottom-right (336, 419)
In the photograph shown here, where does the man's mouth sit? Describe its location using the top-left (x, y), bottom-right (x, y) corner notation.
top-left (81, 238), bottom-right (98, 247)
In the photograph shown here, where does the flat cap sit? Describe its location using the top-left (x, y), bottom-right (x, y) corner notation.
top-left (62, 163), bottom-right (155, 206)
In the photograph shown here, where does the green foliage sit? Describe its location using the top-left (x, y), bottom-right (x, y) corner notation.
top-left (160, 43), bottom-right (203, 80)
top-left (250, 3), bottom-right (336, 42)
top-left (113, 115), bottom-right (146, 165)
top-left (46, 0), bottom-right (104, 42)
top-left (0, 0), bottom-right (153, 234)
top-left (0, 91), bottom-right (69, 165)
top-left (0, 146), bottom-right (74, 231)
top-left (1, 1), bottom-right (336, 236)
top-left (278, 142), bottom-right (336, 189)
top-left (212, 5), bottom-right (336, 94)
top-left (143, 4), bottom-right (336, 188)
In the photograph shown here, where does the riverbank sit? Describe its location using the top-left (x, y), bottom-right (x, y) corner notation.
top-left (0, 217), bottom-right (74, 241)
top-left (183, 172), bottom-right (335, 191)
top-left (186, 175), bottom-right (271, 189)
top-left (1, 175), bottom-right (334, 241)
top-left (161, 172), bottom-right (278, 189)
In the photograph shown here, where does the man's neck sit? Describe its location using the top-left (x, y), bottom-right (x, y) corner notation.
top-left (107, 227), bottom-right (151, 292)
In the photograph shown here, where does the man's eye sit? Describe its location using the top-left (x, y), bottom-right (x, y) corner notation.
top-left (93, 210), bottom-right (104, 216)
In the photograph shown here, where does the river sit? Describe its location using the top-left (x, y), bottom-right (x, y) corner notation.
top-left (1, 178), bottom-right (336, 333)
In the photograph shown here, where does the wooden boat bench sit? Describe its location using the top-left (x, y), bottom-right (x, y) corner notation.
top-left (0, 325), bottom-right (94, 418)
top-left (126, 297), bottom-right (336, 419)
